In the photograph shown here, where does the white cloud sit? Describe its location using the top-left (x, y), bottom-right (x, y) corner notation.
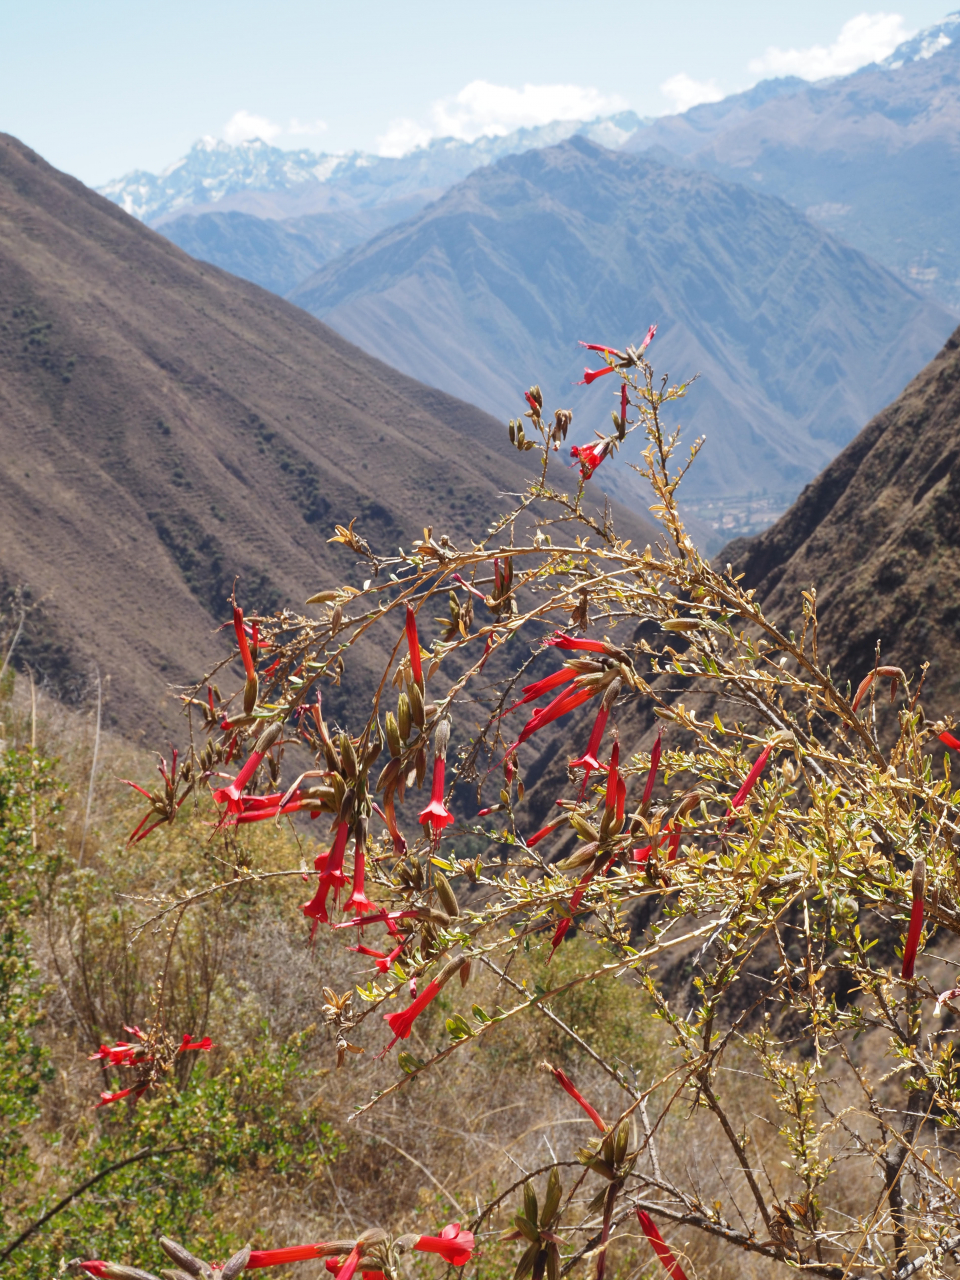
top-left (287, 117), bottom-right (328, 137)
top-left (659, 73), bottom-right (724, 114)
top-left (222, 109), bottom-right (283, 145)
top-left (748, 12), bottom-right (914, 81)
top-left (376, 80), bottom-right (629, 157)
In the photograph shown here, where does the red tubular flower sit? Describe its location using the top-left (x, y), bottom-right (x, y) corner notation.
top-left (334, 908), bottom-right (421, 930)
top-left (578, 365), bottom-right (616, 386)
top-left (619, 381), bottom-right (628, 426)
top-left (616, 777), bottom-right (626, 825)
top-left (637, 1210), bottom-right (689, 1280)
top-left (579, 342), bottom-right (626, 357)
top-left (507, 667), bottom-right (576, 712)
top-left (507, 685), bottom-right (596, 757)
top-left (544, 632), bottom-right (611, 654)
top-left (545, 1064), bottom-right (606, 1132)
top-left (640, 323), bottom-right (657, 352)
top-left (642, 731), bottom-right (662, 808)
top-left (90, 1040), bottom-right (147, 1068)
top-left (633, 843), bottom-right (652, 864)
top-left (405, 604), bottom-right (423, 686)
top-left (419, 756), bottom-right (454, 841)
top-left (326, 1262), bottom-right (387, 1280)
top-left (550, 850), bottom-right (619, 959)
top-left (247, 1243), bottom-right (334, 1269)
top-left (373, 796), bottom-right (407, 856)
top-left (940, 731), bottom-right (960, 751)
top-left (350, 939), bottom-right (407, 973)
top-left (76, 1264), bottom-right (111, 1278)
top-left (726, 744), bottom-right (773, 818)
top-left (851, 664), bottom-right (905, 712)
top-left (415, 1223), bottom-right (475, 1266)
top-left (211, 747), bottom-right (268, 814)
top-left (384, 979), bottom-right (441, 1040)
top-left (570, 442), bottom-right (608, 478)
top-left (345, 834), bottom-right (378, 915)
top-left (233, 605), bottom-right (255, 680)
top-left (524, 390), bottom-right (539, 413)
top-left (901, 857), bottom-right (926, 981)
top-left (302, 822), bottom-right (350, 934)
top-left (525, 819), bottom-right (565, 848)
top-left (95, 1088), bottom-right (135, 1108)
top-left (177, 1035), bottom-right (214, 1053)
top-left (329, 1244), bottom-right (363, 1280)
top-left (570, 705), bottom-right (611, 793)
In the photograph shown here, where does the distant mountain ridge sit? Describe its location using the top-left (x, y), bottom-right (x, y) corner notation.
top-left (288, 137), bottom-right (955, 545)
top-left (626, 13), bottom-right (960, 311)
top-left (99, 113), bottom-right (644, 226)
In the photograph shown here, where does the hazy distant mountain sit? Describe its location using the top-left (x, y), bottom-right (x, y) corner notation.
top-left (99, 113), bottom-right (644, 226)
top-left (289, 138), bottom-right (955, 545)
top-left (625, 13), bottom-right (960, 311)
top-left (160, 198), bottom-right (432, 296)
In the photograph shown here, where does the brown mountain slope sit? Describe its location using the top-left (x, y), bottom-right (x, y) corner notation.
top-left (0, 133), bottom-right (654, 737)
top-left (723, 324), bottom-right (960, 711)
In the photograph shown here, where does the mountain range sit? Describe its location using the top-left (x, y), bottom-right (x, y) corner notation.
top-left (0, 132), bottom-right (650, 734)
top-left (288, 138), bottom-right (954, 540)
top-left (627, 12), bottom-right (960, 311)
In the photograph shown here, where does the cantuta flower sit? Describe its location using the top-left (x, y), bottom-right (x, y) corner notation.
top-left (544, 632), bottom-right (611, 654)
top-left (247, 1242), bottom-right (342, 1269)
top-left (542, 1063), bottom-right (606, 1131)
top-left (901, 856), bottom-right (926, 981)
top-left (570, 442), bottom-right (608, 478)
top-left (420, 721), bottom-right (454, 842)
top-left (636, 1210), bottom-right (689, 1280)
top-left (415, 1223), bottom-right (475, 1266)
top-left (384, 978), bottom-right (441, 1040)
top-left (506, 685), bottom-right (596, 756)
top-left (507, 667), bottom-right (576, 711)
top-left (233, 604), bottom-right (255, 681)
top-left (579, 341), bottom-right (626, 357)
top-left (525, 818), bottom-right (565, 847)
top-left (642, 731), bottom-right (662, 807)
top-left (726, 744), bottom-right (772, 818)
top-left (95, 1086), bottom-right (145, 1108)
top-left (344, 833), bottom-right (377, 915)
top-left (604, 742), bottom-right (620, 812)
top-left (940, 731), bottom-right (960, 751)
top-left (329, 1243), bottom-right (363, 1280)
top-left (550, 848), bottom-right (619, 957)
top-left (640, 323), bottom-right (657, 351)
top-left (578, 365), bottom-right (616, 386)
top-left (851, 664), bottom-right (905, 712)
top-left (570, 705), bottom-right (610, 792)
top-left (212, 746), bottom-right (268, 813)
top-left (326, 1262), bottom-right (386, 1280)
top-left (373, 796), bottom-right (407, 856)
top-left (302, 822), bottom-right (350, 933)
top-left (405, 604), bottom-right (423, 686)
top-left (349, 939), bottom-right (408, 973)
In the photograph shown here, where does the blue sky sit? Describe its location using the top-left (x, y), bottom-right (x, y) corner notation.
top-left (0, 2), bottom-right (951, 185)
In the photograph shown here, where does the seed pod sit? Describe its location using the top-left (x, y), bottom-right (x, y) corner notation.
top-left (570, 814), bottom-right (600, 842)
top-left (523, 1181), bottom-right (539, 1229)
top-left (397, 692), bottom-right (412, 740)
top-left (613, 1118), bottom-right (629, 1164)
top-left (254, 721), bottom-right (283, 754)
top-left (385, 712), bottom-right (403, 758)
top-left (541, 1166), bottom-right (562, 1226)
top-left (338, 787), bottom-right (356, 823)
top-left (330, 603), bottom-right (343, 633)
top-left (435, 871), bottom-right (459, 917)
top-left (415, 745), bottom-right (427, 789)
top-left (409, 680), bottom-right (425, 729)
top-left (243, 673), bottom-right (258, 715)
top-left (159, 1239), bottom-right (207, 1275)
top-left (364, 731), bottom-right (382, 769)
top-left (601, 676), bottom-right (622, 711)
top-left (323, 738), bottom-right (340, 772)
top-left (376, 756), bottom-right (401, 794)
top-left (221, 1246), bottom-right (253, 1280)
top-left (509, 419), bottom-right (516, 444)
top-left (329, 772), bottom-right (346, 813)
top-left (340, 732), bottom-right (358, 779)
top-left (459, 960), bottom-right (471, 987)
top-left (557, 841), bottom-right (599, 871)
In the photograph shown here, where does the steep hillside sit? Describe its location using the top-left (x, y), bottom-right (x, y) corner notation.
top-left (627, 20), bottom-right (960, 311)
top-left (724, 322), bottom-right (960, 709)
top-left (289, 137), bottom-right (954, 538)
top-left (0, 133), bottom-right (651, 736)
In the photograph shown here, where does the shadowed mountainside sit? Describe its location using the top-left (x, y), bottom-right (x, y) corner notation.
top-left (0, 132), bottom-right (654, 736)
top-left (289, 137), bottom-right (954, 532)
top-left (723, 322), bottom-right (960, 711)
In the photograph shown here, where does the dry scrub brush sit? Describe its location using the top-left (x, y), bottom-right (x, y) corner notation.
top-left (30, 340), bottom-right (960, 1279)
